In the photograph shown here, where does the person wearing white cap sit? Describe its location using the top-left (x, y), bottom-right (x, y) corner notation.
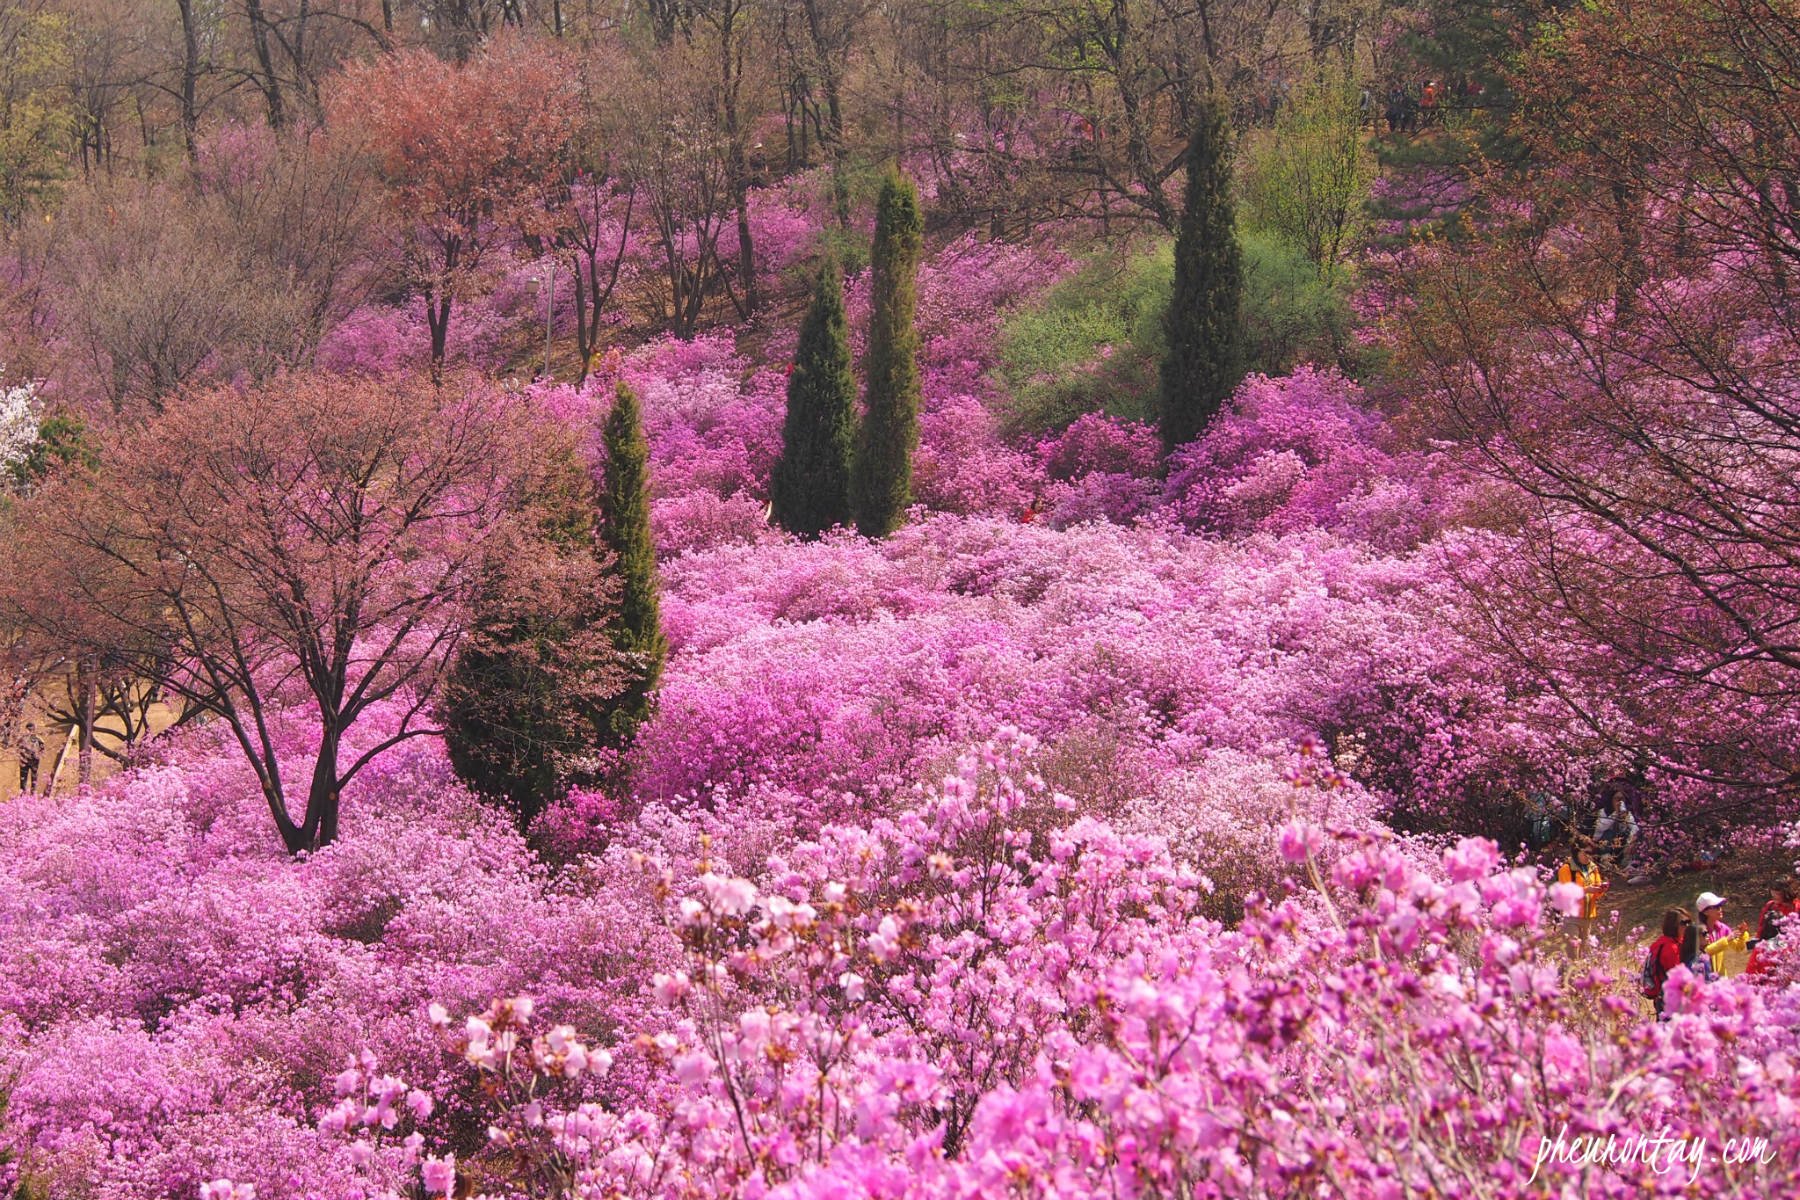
top-left (1696, 892), bottom-right (1749, 977)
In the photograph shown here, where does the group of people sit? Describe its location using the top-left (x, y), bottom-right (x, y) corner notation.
top-left (1643, 880), bottom-right (1798, 1017)
top-left (1379, 78), bottom-right (1479, 134)
top-left (1237, 74), bottom-right (1481, 135)
top-left (1533, 779), bottom-right (1642, 870)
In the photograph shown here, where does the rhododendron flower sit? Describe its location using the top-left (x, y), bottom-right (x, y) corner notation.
top-left (1444, 836), bottom-right (1501, 883)
top-left (1277, 818), bottom-right (1324, 863)
top-left (1549, 881), bottom-right (1586, 918)
top-left (652, 971), bottom-right (691, 1003)
top-left (839, 971), bottom-right (866, 1001)
top-left (421, 1155), bottom-right (456, 1196)
top-left (738, 1009), bottom-right (771, 1050)
top-left (674, 1049), bottom-right (713, 1085)
top-left (867, 915), bottom-right (903, 962)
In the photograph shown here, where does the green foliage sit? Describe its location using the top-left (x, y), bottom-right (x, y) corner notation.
top-left (852, 172), bottom-right (923, 538)
top-left (442, 445), bottom-right (621, 832)
top-left (1240, 70), bottom-right (1375, 283)
top-left (771, 259), bottom-right (857, 538)
top-left (598, 381), bottom-right (667, 748)
top-left (1239, 231), bottom-right (1357, 377)
top-left (812, 155), bottom-right (894, 273)
top-left (0, 9), bottom-right (73, 221)
top-left (996, 245), bottom-right (1171, 432)
top-left (813, 223), bottom-right (871, 277)
top-left (9, 410), bottom-right (96, 490)
top-left (1158, 96), bottom-right (1246, 450)
top-left (996, 233), bottom-right (1356, 436)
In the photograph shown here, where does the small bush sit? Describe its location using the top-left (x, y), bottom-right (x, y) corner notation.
top-left (996, 235), bottom-right (1356, 436)
top-left (1238, 230), bottom-right (1355, 376)
top-left (995, 244), bottom-right (1169, 433)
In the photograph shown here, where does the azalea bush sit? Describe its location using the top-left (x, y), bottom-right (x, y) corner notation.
top-left (2, 87), bottom-right (1799, 1200)
top-left (110, 734), bottom-right (1799, 1199)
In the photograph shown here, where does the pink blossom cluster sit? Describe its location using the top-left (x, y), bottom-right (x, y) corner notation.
top-left (313, 743), bottom-right (1800, 1197)
top-left (1166, 367), bottom-right (1445, 548)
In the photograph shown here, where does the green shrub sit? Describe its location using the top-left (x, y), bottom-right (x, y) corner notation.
top-left (1238, 230), bottom-right (1356, 376)
top-left (1238, 69), bottom-right (1375, 285)
top-left (996, 245), bottom-right (1170, 433)
top-left (997, 233), bottom-right (1356, 435)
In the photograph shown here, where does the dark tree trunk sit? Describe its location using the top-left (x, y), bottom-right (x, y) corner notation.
top-left (246, 0), bottom-right (287, 128)
top-left (304, 725), bottom-right (341, 851)
top-left (427, 293), bottom-right (452, 368)
top-left (177, 0), bottom-right (202, 158)
top-left (800, 0), bottom-right (851, 227)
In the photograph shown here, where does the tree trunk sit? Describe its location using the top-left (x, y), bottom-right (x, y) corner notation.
top-left (800, 0), bottom-right (850, 228)
top-left (720, 9), bottom-right (757, 315)
top-left (76, 659), bottom-right (96, 785)
top-left (246, 0), bottom-right (286, 128)
top-left (304, 726), bottom-right (341, 851)
top-left (176, 0), bottom-right (202, 158)
top-left (427, 293), bottom-right (452, 369)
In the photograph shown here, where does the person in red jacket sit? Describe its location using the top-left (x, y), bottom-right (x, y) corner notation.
top-left (1644, 907), bottom-right (1689, 1019)
top-left (1747, 877), bottom-right (1798, 977)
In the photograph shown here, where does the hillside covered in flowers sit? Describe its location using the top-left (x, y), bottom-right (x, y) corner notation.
top-left (0, 0), bottom-right (1798, 1197)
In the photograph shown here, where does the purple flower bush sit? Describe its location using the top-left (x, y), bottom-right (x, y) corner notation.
top-left (4, 226), bottom-right (1798, 1200)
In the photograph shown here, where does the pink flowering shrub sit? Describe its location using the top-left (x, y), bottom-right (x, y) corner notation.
top-left (638, 513), bottom-right (1554, 846)
top-left (304, 747), bottom-right (1800, 1199)
top-left (532, 336), bottom-right (787, 556)
top-left (1036, 412), bottom-right (1162, 480)
top-left (316, 294), bottom-right (519, 376)
top-left (718, 180), bottom-right (826, 286)
top-left (1167, 368), bottom-right (1437, 547)
top-left (0, 700), bottom-right (676, 1198)
top-left (650, 489), bottom-right (778, 558)
top-left (914, 393), bottom-right (1042, 516)
top-left (10, 138), bottom-right (1800, 1200)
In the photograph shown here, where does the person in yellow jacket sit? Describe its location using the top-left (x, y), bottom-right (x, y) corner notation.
top-left (1556, 842), bottom-right (1607, 920)
top-left (1697, 892), bottom-right (1750, 977)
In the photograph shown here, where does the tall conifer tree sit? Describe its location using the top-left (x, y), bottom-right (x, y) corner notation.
top-left (597, 381), bottom-right (666, 750)
top-left (441, 444), bottom-right (623, 832)
top-left (771, 259), bottom-right (856, 538)
top-left (1159, 96), bottom-right (1246, 451)
top-left (852, 172), bottom-right (923, 537)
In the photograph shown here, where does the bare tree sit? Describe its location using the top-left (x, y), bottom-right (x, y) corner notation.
top-left (0, 372), bottom-right (548, 852)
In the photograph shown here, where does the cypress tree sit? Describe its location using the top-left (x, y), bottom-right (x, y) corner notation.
top-left (441, 445), bottom-right (621, 832)
top-left (771, 259), bottom-right (856, 538)
top-left (1159, 95), bottom-right (1246, 451)
top-left (597, 380), bottom-right (666, 750)
top-left (852, 172), bottom-right (923, 538)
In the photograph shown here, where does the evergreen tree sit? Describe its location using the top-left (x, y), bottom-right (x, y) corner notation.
top-left (441, 445), bottom-right (624, 833)
top-left (771, 259), bottom-right (856, 538)
top-left (1158, 96), bottom-right (1245, 451)
top-left (852, 172), bottom-right (923, 538)
top-left (597, 381), bottom-right (667, 750)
